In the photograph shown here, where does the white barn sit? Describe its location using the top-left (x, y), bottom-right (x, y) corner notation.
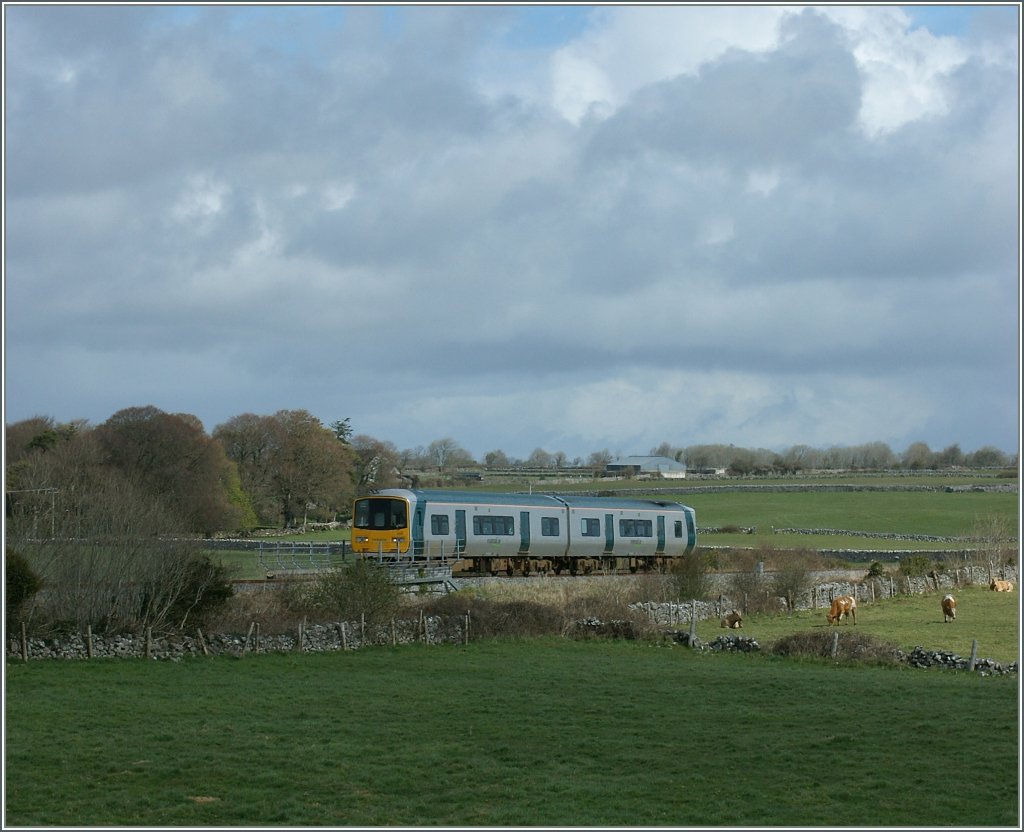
top-left (606, 455), bottom-right (687, 479)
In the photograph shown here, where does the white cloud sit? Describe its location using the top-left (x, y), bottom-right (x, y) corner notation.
top-left (4, 5), bottom-right (1018, 461)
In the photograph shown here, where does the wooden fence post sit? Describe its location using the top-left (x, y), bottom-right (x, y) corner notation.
top-left (255, 622), bottom-right (261, 654)
top-left (464, 611), bottom-right (470, 645)
top-left (243, 622), bottom-right (255, 655)
top-left (419, 609), bottom-right (426, 643)
top-left (196, 628), bottom-right (209, 656)
top-left (86, 624), bottom-right (94, 659)
top-left (20, 623), bottom-right (28, 663)
top-left (968, 639), bottom-right (978, 672)
top-left (145, 626), bottom-right (153, 659)
top-left (689, 601), bottom-right (697, 647)
top-left (340, 622), bottom-right (348, 651)
top-left (361, 612), bottom-right (366, 644)
top-left (390, 618), bottom-right (397, 646)
top-left (831, 631), bottom-right (840, 658)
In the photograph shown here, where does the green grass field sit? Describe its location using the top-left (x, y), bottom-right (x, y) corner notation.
top-left (5, 585), bottom-right (1020, 827)
top-left (4, 638), bottom-right (1018, 827)
top-left (692, 584), bottom-right (1020, 663)
top-left (251, 474), bottom-right (1017, 555)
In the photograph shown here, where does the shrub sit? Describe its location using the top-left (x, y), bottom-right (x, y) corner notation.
top-left (866, 561), bottom-right (887, 579)
top-left (770, 630), bottom-right (903, 665)
top-left (897, 555), bottom-right (932, 578)
top-left (298, 559), bottom-right (403, 627)
top-left (5, 550), bottom-right (42, 630)
top-left (161, 556), bottom-right (235, 630)
top-left (419, 595), bottom-right (563, 639)
top-left (668, 550), bottom-right (714, 601)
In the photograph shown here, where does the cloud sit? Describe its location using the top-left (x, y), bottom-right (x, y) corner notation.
top-left (4, 5), bottom-right (1019, 461)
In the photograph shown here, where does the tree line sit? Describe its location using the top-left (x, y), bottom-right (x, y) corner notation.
top-left (5, 405), bottom-right (1017, 538)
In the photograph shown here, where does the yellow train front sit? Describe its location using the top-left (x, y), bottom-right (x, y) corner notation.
top-left (351, 489), bottom-right (697, 574)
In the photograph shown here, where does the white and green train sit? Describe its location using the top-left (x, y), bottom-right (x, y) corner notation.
top-left (352, 489), bottom-right (697, 575)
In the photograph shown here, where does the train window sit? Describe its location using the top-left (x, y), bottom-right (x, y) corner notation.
top-left (619, 519), bottom-right (653, 537)
top-left (431, 514), bottom-right (450, 535)
top-left (674, 520), bottom-right (683, 538)
top-left (541, 517), bottom-right (560, 536)
top-left (472, 515), bottom-right (514, 536)
top-left (581, 518), bottom-right (601, 537)
top-left (354, 498), bottom-right (407, 531)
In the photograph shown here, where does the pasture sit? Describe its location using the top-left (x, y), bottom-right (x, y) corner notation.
top-left (4, 638), bottom-right (1018, 827)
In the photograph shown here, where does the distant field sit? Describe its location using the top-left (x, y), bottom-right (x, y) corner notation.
top-left (4, 638), bottom-right (1017, 827)
top-left (234, 473), bottom-right (1017, 557)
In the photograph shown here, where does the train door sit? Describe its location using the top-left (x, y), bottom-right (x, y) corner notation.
top-left (455, 510), bottom-right (467, 556)
top-left (519, 511), bottom-right (531, 554)
top-left (685, 510), bottom-right (696, 551)
top-left (604, 513), bottom-right (614, 554)
top-left (656, 515), bottom-right (666, 554)
top-left (412, 502), bottom-right (425, 557)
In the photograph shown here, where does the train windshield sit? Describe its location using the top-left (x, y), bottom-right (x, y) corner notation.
top-left (354, 498), bottom-right (408, 531)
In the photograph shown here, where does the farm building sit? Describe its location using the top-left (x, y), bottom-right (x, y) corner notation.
top-left (606, 456), bottom-right (687, 479)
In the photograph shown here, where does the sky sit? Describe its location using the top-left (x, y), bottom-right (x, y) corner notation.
top-left (3, 3), bottom-right (1021, 463)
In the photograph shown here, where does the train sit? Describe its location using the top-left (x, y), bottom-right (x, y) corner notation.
top-left (351, 488), bottom-right (697, 575)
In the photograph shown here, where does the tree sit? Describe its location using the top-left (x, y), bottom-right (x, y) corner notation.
top-left (527, 448), bottom-right (553, 468)
top-left (901, 441), bottom-right (934, 470)
top-left (935, 444), bottom-right (964, 468)
top-left (587, 449), bottom-right (612, 475)
top-left (213, 412), bottom-right (279, 523)
top-left (95, 406), bottom-right (242, 534)
top-left (967, 446), bottom-right (1010, 468)
top-left (263, 410), bottom-right (356, 527)
top-left (351, 434), bottom-right (402, 489)
top-left (484, 449), bottom-right (510, 468)
top-left (427, 438), bottom-right (473, 472)
top-left (330, 418), bottom-right (353, 444)
top-left (5, 424), bottom-right (230, 634)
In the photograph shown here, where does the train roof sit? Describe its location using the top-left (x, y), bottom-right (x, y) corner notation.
top-left (373, 489), bottom-right (692, 512)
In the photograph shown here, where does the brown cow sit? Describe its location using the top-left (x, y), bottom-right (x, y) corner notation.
top-left (826, 594), bottom-right (857, 625)
top-left (941, 594), bottom-right (957, 623)
top-left (990, 579), bottom-right (1014, 592)
top-left (720, 610), bottom-right (743, 629)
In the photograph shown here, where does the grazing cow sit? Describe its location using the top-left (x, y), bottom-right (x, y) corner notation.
top-left (826, 594), bottom-right (857, 625)
top-left (720, 610), bottom-right (743, 629)
top-left (941, 594), bottom-right (957, 623)
top-left (990, 579), bottom-right (1014, 592)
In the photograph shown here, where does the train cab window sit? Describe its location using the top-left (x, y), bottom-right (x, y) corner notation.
top-left (674, 520), bottom-right (684, 538)
top-left (619, 519), bottom-right (653, 537)
top-left (355, 498), bottom-right (407, 530)
top-left (472, 515), bottom-right (514, 536)
top-left (431, 514), bottom-right (450, 535)
top-left (541, 517), bottom-right (560, 536)
top-left (581, 518), bottom-right (601, 537)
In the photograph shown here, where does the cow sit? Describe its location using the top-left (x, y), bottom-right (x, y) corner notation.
top-left (826, 594), bottom-right (857, 625)
top-left (720, 610), bottom-right (743, 629)
top-left (941, 594), bottom-right (957, 623)
top-left (990, 579), bottom-right (1014, 592)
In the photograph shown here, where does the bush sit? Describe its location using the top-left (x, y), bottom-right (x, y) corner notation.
top-left (668, 550), bottom-right (714, 601)
top-left (297, 559), bottom-right (403, 627)
top-left (770, 630), bottom-right (903, 665)
top-left (159, 556), bottom-right (235, 630)
top-left (419, 595), bottom-right (563, 639)
top-left (866, 561), bottom-right (887, 579)
top-left (897, 555), bottom-right (932, 578)
top-left (5, 550), bottom-right (42, 630)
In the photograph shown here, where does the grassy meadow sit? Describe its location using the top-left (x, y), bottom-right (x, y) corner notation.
top-left (4, 638), bottom-right (1018, 828)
